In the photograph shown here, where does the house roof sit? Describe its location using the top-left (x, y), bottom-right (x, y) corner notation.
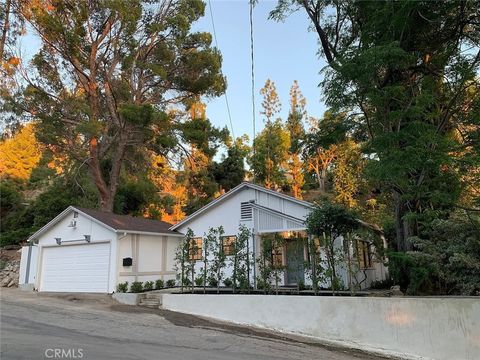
top-left (75, 207), bottom-right (180, 235)
top-left (27, 206), bottom-right (182, 242)
top-left (170, 182), bottom-right (314, 230)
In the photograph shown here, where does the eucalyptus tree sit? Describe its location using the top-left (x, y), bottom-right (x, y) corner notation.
top-left (272, 0), bottom-right (480, 251)
top-left (9, 0), bottom-right (225, 211)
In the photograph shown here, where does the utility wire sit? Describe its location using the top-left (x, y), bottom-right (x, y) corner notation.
top-left (249, 0), bottom-right (256, 182)
top-left (207, 0), bottom-right (235, 140)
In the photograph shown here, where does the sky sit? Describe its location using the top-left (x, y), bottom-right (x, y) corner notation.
top-left (17, 0), bottom-right (328, 143)
top-left (195, 0), bottom-right (327, 141)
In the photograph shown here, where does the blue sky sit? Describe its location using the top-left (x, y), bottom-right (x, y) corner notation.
top-left (18, 1), bottom-right (327, 142)
top-left (195, 0), bottom-right (327, 141)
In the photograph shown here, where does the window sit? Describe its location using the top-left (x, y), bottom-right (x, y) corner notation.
top-left (189, 237), bottom-right (203, 261)
top-left (272, 246), bottom-right (284, 267)
top-left (357, 241), bottom-right (372, 269)
top-left (240, 202), bottom-right (252, 220)
top-left (222, 236), bottom-right (237, 256)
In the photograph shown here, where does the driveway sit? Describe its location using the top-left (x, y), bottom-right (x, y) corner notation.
top-left (1, 288), bottom-right (385, 360)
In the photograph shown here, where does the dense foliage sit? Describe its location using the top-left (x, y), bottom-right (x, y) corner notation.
top-left (1, 0), bottom-right (478, 295)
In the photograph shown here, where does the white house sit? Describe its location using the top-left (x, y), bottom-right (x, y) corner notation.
top-left (171, 182), bottom-right (387, 290)
top-left (19, 206), bottom-right (183, 293)
top-left (20, 182), bottom-right (386, 293)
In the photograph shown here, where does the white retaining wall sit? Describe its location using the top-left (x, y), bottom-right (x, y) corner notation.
top-left (161, 294), bottom-right (480, 360)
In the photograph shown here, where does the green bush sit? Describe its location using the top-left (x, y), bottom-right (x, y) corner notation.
top-left (223, 278), bottom-right (232, 288)
top-left (298, 280), bottom-right (306, 291)
top-left (116, 282), bottom-right (128, 293)
top-left (182, 276), bottom-right (191, 287)
top-left (130, 281), bottom-right (143, 293)
top-left (166, 279), bottom-right (176, 287)
top-left (207, 277), bottom-right (218, 287)
top-left (194, 277), bottom-right (204, 287)
top-left (143, 281), bottom-right (154, 291)
top-left (155, 279), bottom-right (164, 289)
top-left (387, 251), bottom-right (434, 295)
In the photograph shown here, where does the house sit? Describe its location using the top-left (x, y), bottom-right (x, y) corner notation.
top-left (19, 182), bottom-right (386, 293)
top-left (172, 182), bottom-right (387, 290)
top-left (19, 206), bottom-right (182, 293)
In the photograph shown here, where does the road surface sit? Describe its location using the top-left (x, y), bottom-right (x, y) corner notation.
top-left (1, 288), bottom-right (384, 360)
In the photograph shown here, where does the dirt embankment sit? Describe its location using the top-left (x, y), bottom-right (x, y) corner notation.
top-left (0, 246), bottom-right (21, 287)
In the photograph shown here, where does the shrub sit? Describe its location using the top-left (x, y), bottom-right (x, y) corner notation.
top-left (194, 277), bottom-right (204, 287)
top-left (182, 276), bottom-right (191, 286)
top-left (223, 277), bottom-right (232, 288)
top-left (166, 279), bottom-right (176, 287)
top-left (207, 277), bottom-right (218, 287)
top-left (298, 280), bottom-right (306, 291)
top-left (143, 281), bottom-right (154, 291)
top-left (130, 281), bottom-right (143, 293)
top-left (116, 281), bottom-right (128, 293)
top-left (155, 279), bottom-right (164, 290)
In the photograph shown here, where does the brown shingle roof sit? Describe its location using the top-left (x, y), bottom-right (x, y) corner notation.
top-left (75, 207), bottom-right (179, 235)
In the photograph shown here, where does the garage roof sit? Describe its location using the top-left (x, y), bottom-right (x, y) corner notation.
top-left (27, 206), bottom-right (182, 242)
top-left (76, 207), bottom-right (180, 235)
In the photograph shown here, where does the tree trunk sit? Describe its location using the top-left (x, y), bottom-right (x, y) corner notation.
top-left (0, 0), bottom-right (11, 61)
top-left (393, 191), bottom-right (414, 252)
top-left (319, 168), bottom-right (327, 193)
top-left (88, 137), bottom-right (111, 211)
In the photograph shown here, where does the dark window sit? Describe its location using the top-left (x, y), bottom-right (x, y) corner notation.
top-left (357, 241), bottom-right (372, 269)
top-left (189, 237), bottom-right (203, 261)
top-left (272, 246), bottom-right (284, 267)
top-left (222, 236), bottom-right (237, 256)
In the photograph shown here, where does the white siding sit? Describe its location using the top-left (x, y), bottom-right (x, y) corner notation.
top-left (34, 210), bottom-right (117, 292)
top-left (117, 233), bottom-right (180, 285)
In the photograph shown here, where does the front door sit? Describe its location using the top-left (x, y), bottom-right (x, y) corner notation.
top-left (286, 240), bottom-right (305, 285)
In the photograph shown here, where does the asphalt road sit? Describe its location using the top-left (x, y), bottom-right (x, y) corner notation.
top-left (0, 288), bottom-right (384, 360)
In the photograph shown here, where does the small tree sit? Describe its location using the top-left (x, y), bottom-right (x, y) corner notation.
top-left (257, 233), bottom-right (285, 295)
top-left (231, 225), bottom-right (251, 294)
top-left (305, 235), bottom-right (325, 295)
top-left (174, 228), bottom-right (197, 293)
top-left (201, 228), bottom-right (214, 294)
top-left (207, 226), bottom-right (226, 294)
top-left (305, 202), bottom-right (359, 295)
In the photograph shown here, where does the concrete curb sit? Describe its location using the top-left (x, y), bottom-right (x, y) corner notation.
top-left (112, 293), bottom-right (142, 305)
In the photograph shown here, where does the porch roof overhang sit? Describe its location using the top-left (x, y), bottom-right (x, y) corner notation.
top-left (250, 203), bottom-right (307, 234)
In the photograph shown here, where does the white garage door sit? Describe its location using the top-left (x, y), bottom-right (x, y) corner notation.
top-left (40, 242), bottom-right (110, 293)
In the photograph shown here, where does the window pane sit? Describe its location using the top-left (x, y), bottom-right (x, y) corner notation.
top-left (222, 236), bottom-right (236, 256)
top-left (189, 237), bottom-right (203, 260)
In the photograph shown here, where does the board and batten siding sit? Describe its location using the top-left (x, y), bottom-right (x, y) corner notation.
top-left (117, 233), bottom-right (178, 284)
top-left (173, 186), bottom-right (313, 285)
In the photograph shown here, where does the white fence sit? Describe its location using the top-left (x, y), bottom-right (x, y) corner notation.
top-left (161, 294), bottom-right (480, 360)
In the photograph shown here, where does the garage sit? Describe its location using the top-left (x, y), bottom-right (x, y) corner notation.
top-left (39, 242), bottom-right (110, 293)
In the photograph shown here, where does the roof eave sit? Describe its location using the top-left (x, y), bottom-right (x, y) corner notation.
top-left (116, 229), bottom-right (184, 237)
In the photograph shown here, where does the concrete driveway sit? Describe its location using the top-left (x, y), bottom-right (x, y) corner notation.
top-left (1, 288), bottom-right (385, 360)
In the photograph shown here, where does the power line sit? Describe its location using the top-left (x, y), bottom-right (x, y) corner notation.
top-left (249, 0), bottom-right (256, 182)
top-left (207, 0), bottom-right (235, 140)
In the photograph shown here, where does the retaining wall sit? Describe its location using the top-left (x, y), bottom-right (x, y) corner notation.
top-left (161, 294), bottom-right (479, 360)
